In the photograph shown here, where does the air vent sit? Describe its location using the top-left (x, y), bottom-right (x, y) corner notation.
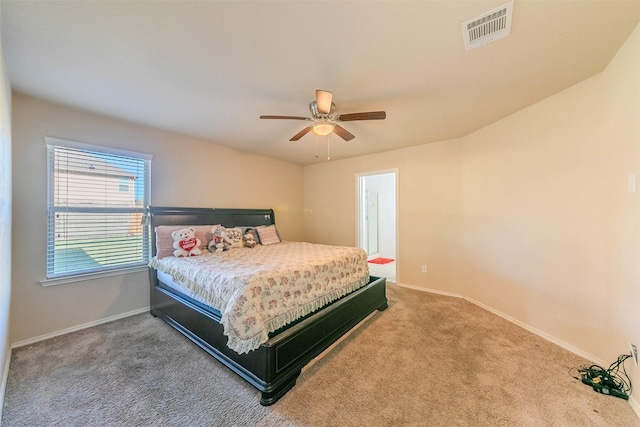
top-left (462, 1), bottom-right (513, 51)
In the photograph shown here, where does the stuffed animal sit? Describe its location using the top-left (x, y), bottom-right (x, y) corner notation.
top-left (171, 227), bottom-right (202, 257)
top-left (243, 229), bottom-right (257, 248)
top-left (208, 226), bottom-right (232, 252)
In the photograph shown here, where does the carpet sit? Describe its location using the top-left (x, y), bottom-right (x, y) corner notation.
top-left (368, 257), bottom-right (394, 264)
top-left (3, 284), bottom-right (639, 426)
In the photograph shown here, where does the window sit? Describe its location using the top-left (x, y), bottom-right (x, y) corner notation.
top-left (46, 137), bottom-right (152, 279)
top-left (118, 177), bottom-right (130, 192)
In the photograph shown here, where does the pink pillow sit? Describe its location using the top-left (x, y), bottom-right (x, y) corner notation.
top-left (155, 225), bottom-right (219, 258)
top-left (256, 225), bottom-right (281, 245)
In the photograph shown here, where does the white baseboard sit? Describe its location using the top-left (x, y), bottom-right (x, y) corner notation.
top-left (630, 395), bottom-right (640, 419)
top-left (395, 282), bottom-right (464, 299)
top-left (0, 346), bottom-right (11, 426)
top-left (3, 307), bottom-right (149, 424)
top-left (394, 282), bottom-right (608, 366)
top-left (392, 283), bottom-right (640, 411)
top-left (11, 307), bottom-right (150, 349)
top-left (464, 296), bottom-right (608, 368)
top-left (6, 285), bottom-right (640, 419)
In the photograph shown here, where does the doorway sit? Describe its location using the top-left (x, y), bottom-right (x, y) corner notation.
top-left (357, 170), bottom-right (397, 283)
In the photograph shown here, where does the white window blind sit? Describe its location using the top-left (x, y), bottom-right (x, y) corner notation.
top-left (46, 138), bottom-right (152, 279)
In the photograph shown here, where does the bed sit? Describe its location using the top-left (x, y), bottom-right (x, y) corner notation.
top-left (148, 206), bottom-right (388, 405)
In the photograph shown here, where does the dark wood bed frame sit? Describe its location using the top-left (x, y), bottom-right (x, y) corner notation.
top-left (148, 207), bottom-right (388, 405)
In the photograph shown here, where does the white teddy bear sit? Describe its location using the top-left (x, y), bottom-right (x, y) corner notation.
top-left (171, 227), bottom-right (202, 257)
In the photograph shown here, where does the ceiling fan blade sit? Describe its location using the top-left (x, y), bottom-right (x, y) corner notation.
top-left (337, 111), bottom-right (386, 121)
top-left (290, 126), bottom-right (313, 141)
top-left (315, 90), bottom-right (333, 114)
top-left (260, 115), bottom-right (309, 120)
top-left (333, 125), bottom-right (355, 141)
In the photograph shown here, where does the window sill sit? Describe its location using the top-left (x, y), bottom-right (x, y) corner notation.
top-left (39, 265), bottom-right (149, 287)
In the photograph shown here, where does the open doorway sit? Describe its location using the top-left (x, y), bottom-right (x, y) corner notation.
top-left (357, 170), bottom-right (397, 283)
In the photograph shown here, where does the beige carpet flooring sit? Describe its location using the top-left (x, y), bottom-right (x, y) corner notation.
top-left (2, 284), bottom-right (639, 426)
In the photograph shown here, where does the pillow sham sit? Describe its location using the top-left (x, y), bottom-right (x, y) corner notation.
top-left (224, 226), bottom-right (244, 249)
top-left (155, 224), bottom-right (219, 258)
top-left (256, 225), bottom-right (281, 245)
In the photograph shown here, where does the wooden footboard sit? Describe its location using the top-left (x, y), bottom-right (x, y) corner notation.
top-left (151, 274), bottom-right (387, 405)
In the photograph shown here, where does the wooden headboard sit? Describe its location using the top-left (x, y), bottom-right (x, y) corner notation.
top-left (148, 206), bottom-right (275, 256)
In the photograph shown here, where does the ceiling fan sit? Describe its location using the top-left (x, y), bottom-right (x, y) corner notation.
top-left (260, 90), bottom-right (386, 141)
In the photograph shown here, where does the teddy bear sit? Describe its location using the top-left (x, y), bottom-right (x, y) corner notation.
top-left (243, 229), bottom-right (257, 248)
top-left (208, 225), bottom-right (232, 252)
top-left (171, 227), bottom-right (202, 257)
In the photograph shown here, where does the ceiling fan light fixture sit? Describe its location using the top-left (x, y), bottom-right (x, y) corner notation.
top-left (260, 89), bottom-right (386, 143)
top-left (312, 122), bottom-right (335, 136)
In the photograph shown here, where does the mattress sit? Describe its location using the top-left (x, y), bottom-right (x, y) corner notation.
top-left (149, 241), bottom-right (369, 354)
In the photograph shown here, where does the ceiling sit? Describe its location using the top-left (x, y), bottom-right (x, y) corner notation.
top-left (2, 1), bottom-right (639, 166)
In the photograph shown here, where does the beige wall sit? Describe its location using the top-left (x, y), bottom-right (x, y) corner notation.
top-left (11, 93), bottom-right (304, 343)
top-left (0, 4), bottom-right (13, 411)
top-left (304, 23), bottom-right (640, 402)
top-left (6, 16), bottom-right (639, 413)
top-left (303, 139), bottom-right (464, 295)
top-left (460, 21), bottom-right (640, 392)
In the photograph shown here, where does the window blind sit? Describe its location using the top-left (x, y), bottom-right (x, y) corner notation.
top-left (46, 139), bottom-right (152, 279)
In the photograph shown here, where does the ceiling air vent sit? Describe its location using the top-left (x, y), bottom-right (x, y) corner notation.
top-left (461, 1), bottom-right (513, 51)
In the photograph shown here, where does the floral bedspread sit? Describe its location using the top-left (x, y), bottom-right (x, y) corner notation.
top-left (149, 242), bottom-right (369, 354)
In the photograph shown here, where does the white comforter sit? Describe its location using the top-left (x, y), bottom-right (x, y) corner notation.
top-left (149, 242), bottom-right (369, 354)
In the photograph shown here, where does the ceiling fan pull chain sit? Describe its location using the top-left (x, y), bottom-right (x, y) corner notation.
top-left (315, 133), bottom-right (319, 158)
top-left (327, 134), bottom-right (331, 160)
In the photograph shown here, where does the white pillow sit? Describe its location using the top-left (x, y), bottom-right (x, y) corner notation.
top-left (225, 226), bottom-right (244, 248)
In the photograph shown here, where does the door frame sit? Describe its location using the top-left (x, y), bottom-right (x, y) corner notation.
top-left (355, 169), bottom-right (398, 277)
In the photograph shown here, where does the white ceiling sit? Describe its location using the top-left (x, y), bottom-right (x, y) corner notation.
top-left (2, 1), bottom-right (639, 166)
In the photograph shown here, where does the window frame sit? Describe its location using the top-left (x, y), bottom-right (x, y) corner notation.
top-left (42, 137), bottom-right (152, 285)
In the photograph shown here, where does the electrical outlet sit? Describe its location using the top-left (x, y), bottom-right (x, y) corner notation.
top-left (629, 343), bottom-right (638, 366)
top-left (421, 265), bottom-right (427, 273)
